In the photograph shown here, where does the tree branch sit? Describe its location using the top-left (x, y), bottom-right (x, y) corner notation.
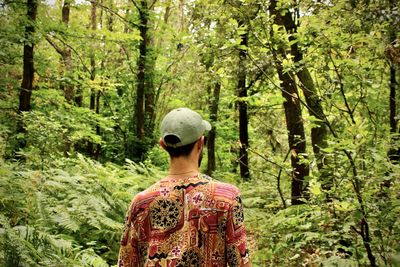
top-left (87, 0), bottom-right (139, 28)
top-left (47, 32), bottom-right (92, 75)
top-left (328, 51), bottom-right (356, 125)
top-left (130, 0), bottom-right (141, 11)
top-left (45, 35), bottom-right (64, 56)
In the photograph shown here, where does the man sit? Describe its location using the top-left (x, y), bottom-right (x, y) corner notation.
top-left (118, 107), bottom-right (251, 267)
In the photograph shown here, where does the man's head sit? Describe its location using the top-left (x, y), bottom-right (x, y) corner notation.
top-left (160, 107), bottom-right (211, 158)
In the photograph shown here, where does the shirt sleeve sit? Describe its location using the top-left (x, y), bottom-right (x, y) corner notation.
top-left (118, 199), bottom-right (140, 267)
top-left (225, 192), bottom-right (250, 266)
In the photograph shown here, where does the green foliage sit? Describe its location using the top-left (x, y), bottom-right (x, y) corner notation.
top-left (0, 153), bottom-right (160, 266)
top-left (0, 0), bottom-right (399, 265)
top-left (15, 89), bottom-right (114, 165)
top-left (244, 179), bottom-right (400, 266)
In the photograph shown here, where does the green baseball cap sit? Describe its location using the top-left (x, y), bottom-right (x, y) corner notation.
top-left (160, 107), bottom-right (211, 148)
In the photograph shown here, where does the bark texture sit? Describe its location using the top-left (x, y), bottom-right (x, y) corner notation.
top-left (61, 0), bottom-right (74, 102)
top-left (270, 0), bottom-right (309, 204)
top-left (237, 28), bottom-right (250, 180)
top-left (18, 0), bottom-right (38, 114)
top-left (387, 21), bottom-right (399, 163)
top-left (133, 0), bottom-right (157, 160)
top-left (135, 0), bottom-right (149, 141)
top-left (87, 0), bottom-right (98, 157)
top-left (273, 4), bottom-right (330, 182)
top-left (207, 82), bottom-right (221, 176)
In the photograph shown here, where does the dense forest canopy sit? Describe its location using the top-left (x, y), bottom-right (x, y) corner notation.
top-left (0, 0), bottom-right (399, 265)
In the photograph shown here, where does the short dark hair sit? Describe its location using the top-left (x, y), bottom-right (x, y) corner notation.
top-left (164, 135), bottom-right (197, 158)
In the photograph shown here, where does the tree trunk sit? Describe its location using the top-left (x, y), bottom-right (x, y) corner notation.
top-left (106, 0), bottom-right (114, 31)
top-left (89, 0), bottom-right (97, 111)
top-left (388, 65), bottom-right (398, 163)
top-left (133, 0), bottom-right (157, 160)
top-left (18, 0), bottom-right (37, 114)
top-left (94, 90), bottom-right (101, 159)
top-left (179, 0), bottom-right (185, 32)
top-left (87, 0), bottom-right (97, 157)
top-left (385, 1), bottom-right (399, 199)
top-left (274, 4), bottom-right (330, 184)
top-left (277, 66), bottom-right (309, 205)
top-left (207, 82), bottom-right (221, 176)
top-left (62, 0), bottom-right (74, 102)
top-left (297, 69), bottom-right (328, 169)
top-left (74, 84), bottom-right (83, 106)
top-left (237, 27), bottom-right (250, 180)
top-left (16, 0), bottom-right (38, 154)
top-left (389, 66), bottom-right (397, 135)
top-left (270, 0), bottom-right (309, 205)
top-left (135, 0), bottom-right (148, 141)
top-left (387, 4), bottom-right (399, 163)
top-left (144, 56), bottom-right (156, 137)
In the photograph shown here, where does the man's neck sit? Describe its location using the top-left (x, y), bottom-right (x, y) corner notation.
top-left (168, 156), bottom-right (199, 177)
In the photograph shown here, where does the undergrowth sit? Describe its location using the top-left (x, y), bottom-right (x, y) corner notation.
top-left (1, 153), bottom-right (399, 266)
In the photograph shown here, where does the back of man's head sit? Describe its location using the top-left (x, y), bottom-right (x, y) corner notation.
top-left (160, 107), bottom-right (211, 158)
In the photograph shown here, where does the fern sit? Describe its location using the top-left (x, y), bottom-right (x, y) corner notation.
top-left (0, 151), bottom-right (164, 266)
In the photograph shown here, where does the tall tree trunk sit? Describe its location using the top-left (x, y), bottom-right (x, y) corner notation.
top-left (237, 28), bottom-right (250, 180)
top-left (385, 0), bottom-right (399, 199)
top-left (135, 0), bottom-right (148, 141)
top-left (47, 0), bottom-right (74, 102)
top-left (45, 0), bottom-right (73, 155)
top-left (277, 65), bottom-right (309, 205)
top-left (274, 4), bottom-right (330, 185)
top-left (133, 0), bottom-right (156, 160)
top-left (18, 0), bottom-right (37, 114)
top-left (62, 50), bottom-right (73, 101)
top-left (387, 0), bottom-right (399, 163)
top-left (89, 0), bottom-right (97, 110)
top-left (270, 0), bottom-right (309, 205)
top-left (16, 0), bottom-right (38, 153)
top-left (179, 0), bottom-right (185, 32)
top-left (207, 82), bottom-right (221, 176)
top-left (62, 0), bottom-right (74, 102)
top-left (87, 0), bottom-right (97, 157)
top-left (74, 83), bottom-right (83, 106)
top-left (144, 56), bottom-right (156, 137)
top-left (106, 0), bottom-right (114, 31)
top-left (389, 66), bottom-right (397, 135)
top-left (94, 89), bottom-right (101, 159)
top-left (388, 64), bottom-right (398, 163)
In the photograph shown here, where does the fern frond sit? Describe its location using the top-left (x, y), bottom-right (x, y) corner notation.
top-left (75, 248), bottom-right (109, 267)
top-left (51, 212), bottom-right (80, 232)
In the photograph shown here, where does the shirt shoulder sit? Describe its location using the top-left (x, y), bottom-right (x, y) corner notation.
top-left (210, 179), bottom-right (241, 199)
top-left (129, 181), bottom-right (162, 215)
top-left (205, 177), bottom-right (241, 207)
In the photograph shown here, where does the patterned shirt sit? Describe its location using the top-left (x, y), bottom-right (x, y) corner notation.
top-left (118, 174), bottom-right (249, 267)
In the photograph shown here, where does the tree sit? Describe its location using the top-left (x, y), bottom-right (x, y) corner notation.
top-left (236, 26), bottom-right (250, 180)
top-left (16, 0), bottom-right (38, 153)
top-left (133, 0), bottom-right (157, 161)
top-left (47, 0), bottom-right (74, 102)
top-left (207, 79), bottom-right (221, 176)
top-left (272, 2), bottom-right (330, 184)
top-left (86, 0), bottom-right (101, 158)
top-left (269, 0), bottom-right (309, 205)
top-left (386, 0), bottom-right (399, 164)
top-left (18, 0), bottom-right (38, 114)
top-left (231, 1), bottom-right (260, 181)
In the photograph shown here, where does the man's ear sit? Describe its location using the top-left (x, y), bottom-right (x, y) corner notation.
top-left (159, 138), bottom-right (167, 150)
top-left (197, 136), bottom-right (204, 150)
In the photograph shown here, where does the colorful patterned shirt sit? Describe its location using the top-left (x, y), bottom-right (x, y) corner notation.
top-left (118, 173), bottom-right (249, 267)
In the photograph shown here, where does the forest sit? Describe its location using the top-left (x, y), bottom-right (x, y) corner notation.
top-left (0, 0), bottom-right (399, 265)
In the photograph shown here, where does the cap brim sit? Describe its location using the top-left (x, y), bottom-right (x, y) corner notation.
top-left (203, 120), bottom-right (212, 131)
